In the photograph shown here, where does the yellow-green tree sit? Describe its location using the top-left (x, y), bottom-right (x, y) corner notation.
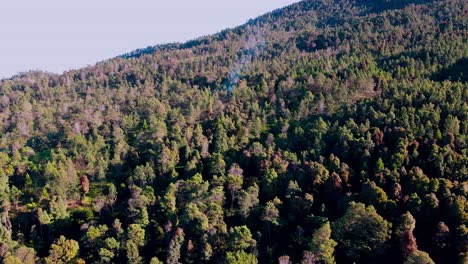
top-left (310, 221), bottom-right (337, 264)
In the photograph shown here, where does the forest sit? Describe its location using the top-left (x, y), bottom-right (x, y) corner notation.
top-left (0, 0), bottom-right (466, 263)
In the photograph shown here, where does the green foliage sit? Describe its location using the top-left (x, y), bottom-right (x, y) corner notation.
top-left (3, 246), bottom-right (36, 264)
top-left (49, 195), bottom-right (69, 220)
top-left (45, 236), bottom-right (80, 264)
top-left (150, 257), bottom-right (164, 264)
top-left (126, 241), bottom-right (142, 264)
top-left (395, 212), bottom-right (416, 238)
top-left (37, 208), bottom-right (52, 225)
top-left (262, 200), bottom-right (280, 225)
top-left (131, 163), bottom-right (155, 187)
top-left (332, 202), bottom-right (391, 260)
top-left (209, 153), bottom-right (226, 176)
top-left (167, 228), bottom-right (184, 264)
top-left (228, 225), bottom-right (256, 251)
top-left (181, 203), bottom-right (209, 235)
top-left (310, 222), bottom-right (337, 264)
top-left (403, 250), bottom-right (435, 264)
top-left (71, 207), bottom-right (94, 224)
top-left (127, 224), bottom-right (145, 247)
top-left (98, 237), bottom-right (120, 263)
top-left (360, 181), bottom-right (388, 210)
top-left (237, 184), bottom-right (259, 218)
top-left (0, 0), bottom-right (466, 263)
top-left (225, 250), bottom-right (258, 264)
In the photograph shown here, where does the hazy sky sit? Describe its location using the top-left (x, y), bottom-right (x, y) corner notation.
top-left (0, 0), bottom-right (299, 79)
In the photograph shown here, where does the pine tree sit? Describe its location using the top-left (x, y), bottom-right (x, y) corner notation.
top-left (167, 228), bottom-right (184, 264)
top-left (310, 222), bottom-right (337, 264)
top-left (332, 202), bottom-right (391, 260)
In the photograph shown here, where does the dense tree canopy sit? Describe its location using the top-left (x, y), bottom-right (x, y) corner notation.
top-left (0, 0), bottom-right (466, 263)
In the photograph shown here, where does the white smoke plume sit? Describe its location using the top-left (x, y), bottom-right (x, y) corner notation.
top-left (227, 27), bottom-right (266, 91)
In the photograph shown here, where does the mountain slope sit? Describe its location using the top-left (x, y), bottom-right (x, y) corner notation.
top-left (0, 0), bottom-right (466, 263)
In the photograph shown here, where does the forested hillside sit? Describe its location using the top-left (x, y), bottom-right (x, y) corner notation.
top-left (0, 0), bottom-right (466, 263)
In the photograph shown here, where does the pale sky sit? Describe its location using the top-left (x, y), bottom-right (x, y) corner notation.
top-left (0, 0), bottom-right (299, 79)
